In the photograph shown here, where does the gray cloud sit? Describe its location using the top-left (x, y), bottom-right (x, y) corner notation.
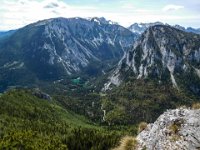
top-left (44, 2), bottom-right (59, 9)
top-left (51, 10), bottom-right (60, 15)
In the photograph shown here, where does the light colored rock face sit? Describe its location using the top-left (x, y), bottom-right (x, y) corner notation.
top-left (30, 17), bottom-right (137, 75)
top-left (137, 108), bottom-right (200, 150)
top-left (104, 25), bottom-right (200, 92)
top-left (0, 61), bottom-right (24, 70)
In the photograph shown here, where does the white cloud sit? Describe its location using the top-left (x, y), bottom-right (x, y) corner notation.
top-left (0, 0), bottom-right (199, 30)
top-left (0, 0), bottom-right (98, 30)
top-left (162, 4), bottom-right (184, 12)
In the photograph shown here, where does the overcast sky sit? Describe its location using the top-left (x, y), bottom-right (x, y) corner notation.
top-left (0, 0), bottom-right (200, 30)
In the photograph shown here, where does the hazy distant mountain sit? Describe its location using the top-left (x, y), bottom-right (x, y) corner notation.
top-left (186, 27), bottom-right (200, 34)
top-left (128, 22), bottom-right (200, 35)
top-left (0, 30), bottom-right (16, 39)
top-left (128, 22), bottom-right (164, 34)
top-left (174, 25), bottom-right (200, 34)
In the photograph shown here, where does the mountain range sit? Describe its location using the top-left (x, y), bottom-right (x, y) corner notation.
top-left (0, 17), bottom-right (200, 149)
top-left (0, 17), bottom-right (199, 122)
top-left (0, 17), bottom-right (199, 117)
top-left (128, 22), bottom-right (200, 35)
top-left (1, 18), bottom-right (199, 93)
top-left (0, 17), bottom-right (137, 91)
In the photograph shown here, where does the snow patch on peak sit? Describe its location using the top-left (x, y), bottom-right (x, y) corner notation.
top-left (93, 18), bottom-right (101, 25)
top-left (88, 17), bottom-right (118, 25)
top-left (108, 20), bottom-right (118, 25)
top-left (34, 19), bottom-right (54, 27)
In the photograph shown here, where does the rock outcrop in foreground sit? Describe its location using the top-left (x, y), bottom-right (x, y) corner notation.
top-left (137, 108), bottom-right (200, 150)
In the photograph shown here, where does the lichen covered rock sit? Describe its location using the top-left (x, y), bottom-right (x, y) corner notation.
top-left (137, 108), bottom-right (200, 150)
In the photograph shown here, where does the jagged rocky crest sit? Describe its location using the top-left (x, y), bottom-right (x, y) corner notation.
top-left (128, 22), bottom-right (163, 35)
top-left (114, 108), bottom-right (200, 150)
top-left (128, 22), bottom-right (200, 35)
top-left (104, 25), bottom-right (200, 95)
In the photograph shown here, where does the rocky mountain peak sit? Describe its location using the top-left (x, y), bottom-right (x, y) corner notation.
top-left (129, 22), bottom-right (200, 35)
top-left (104, 25), bottom-right (200, 94)
top-left (128, 22), bottom-right (164, 34)
top-left (174, 24), bottom-right (186, 31)
top-left (0, 17), bottom-right (137, 91)
top-left (86, 17), bottom-right (118, 25)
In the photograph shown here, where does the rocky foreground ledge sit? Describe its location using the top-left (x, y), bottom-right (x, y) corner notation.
top-left (137, 108), bottom-right (200, 150)
top-left (114, 108), bottom-right (200, 150)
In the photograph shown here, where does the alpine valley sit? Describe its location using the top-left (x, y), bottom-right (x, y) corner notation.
top-left (0, 17), bottom-right (137, 92)
top-left (0, 17), bottom-right (200, 150)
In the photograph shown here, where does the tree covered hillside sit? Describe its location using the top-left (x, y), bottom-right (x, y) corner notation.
top-left (0, 89), bottom-right (123, 150)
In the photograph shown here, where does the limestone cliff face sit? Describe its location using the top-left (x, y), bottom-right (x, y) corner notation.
top-left (137, 108), bottom-right (200, 150)
top-left (104, 25), bottom-right (200, 95)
